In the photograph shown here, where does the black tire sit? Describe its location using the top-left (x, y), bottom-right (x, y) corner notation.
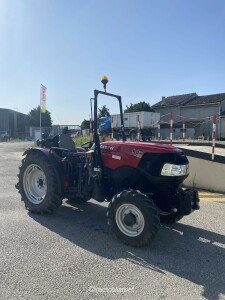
top-left (160, 213), bottom-right (183, 224)
top-left (108, 190), bottom-right (160, 247)
top-left (66, 196), bottom-right (89, 204)
top-left (17, 152), bottom-right (62, 214)
top-left (129, 130), bottom-right (137, 141)
top-left (159, 187), bottom-right (185, 224)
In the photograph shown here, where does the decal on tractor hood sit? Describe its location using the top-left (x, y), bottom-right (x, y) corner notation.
top-left (132, 149), bottom-right (143, 158)
top-left (100, 145), bottom-right (115, 151)
top-left (112, 155), bottom-right (121, 160)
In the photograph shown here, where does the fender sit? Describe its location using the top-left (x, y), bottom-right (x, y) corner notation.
top-left (23, 147), bottom-right (65, 196)
top-left (108, 166), bottom-right (156, 193)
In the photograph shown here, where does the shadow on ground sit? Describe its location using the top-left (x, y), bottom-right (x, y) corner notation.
top-left (29, 200), bottom-right (225, 300)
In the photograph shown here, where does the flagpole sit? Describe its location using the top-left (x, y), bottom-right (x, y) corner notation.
top-left (40, 84), bottom-right (47, 140)
top-left (40, 84), bottom-right (42, 139)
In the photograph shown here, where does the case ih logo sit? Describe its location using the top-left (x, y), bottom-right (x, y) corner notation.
top-left (100, 145), bottom-right (115, 151)
top-left (132, 149), bottom-right (143, 158)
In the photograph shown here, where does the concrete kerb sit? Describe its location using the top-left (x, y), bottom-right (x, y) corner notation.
top-left (150, 140), bottom-right (225, 193)
top-left (178, 148), bottom-right (225, 193)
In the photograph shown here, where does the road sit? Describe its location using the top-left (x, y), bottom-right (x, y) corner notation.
top-left (1, 142), bottom-right (225, 300)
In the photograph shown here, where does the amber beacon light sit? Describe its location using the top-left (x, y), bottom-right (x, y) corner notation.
top-left (101, 76), bottom-right (108, 92)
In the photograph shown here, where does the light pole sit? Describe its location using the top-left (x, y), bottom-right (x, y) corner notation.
top-left (13, 107), bottom-right (18, 137)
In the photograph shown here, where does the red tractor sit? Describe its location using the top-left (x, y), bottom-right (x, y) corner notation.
top-left (16, 77), bottom-right (200, 247)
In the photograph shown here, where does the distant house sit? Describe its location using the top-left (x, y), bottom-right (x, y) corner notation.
top-left (0, 108), bottom-right (26, 138)
top-left (152, 93), bottom-right (225, 140)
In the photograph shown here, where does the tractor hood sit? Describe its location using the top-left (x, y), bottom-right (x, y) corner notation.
top-left (100, 141), bottom-right (185, 170)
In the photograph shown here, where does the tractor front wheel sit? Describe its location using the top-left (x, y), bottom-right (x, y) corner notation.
top-left (108, 190), bottom-right (160, 247)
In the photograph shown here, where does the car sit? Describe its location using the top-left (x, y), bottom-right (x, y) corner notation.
top-left (0, 131), bottom-right (10, 138)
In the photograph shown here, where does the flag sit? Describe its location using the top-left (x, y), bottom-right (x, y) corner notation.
top-left (40, 84), bottom-right (47, 113)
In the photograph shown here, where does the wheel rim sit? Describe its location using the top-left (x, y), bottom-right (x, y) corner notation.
top-left (115, 204), bottom-right (145, 237)
top-left (23, 164), bottom-right (47, 204)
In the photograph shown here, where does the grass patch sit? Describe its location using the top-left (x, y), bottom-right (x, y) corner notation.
top-left (0, 138), bottom-right (27, 143)
top-left (73, 136), bottom-right (90, 146)
top-left (73, 135), bottom-right (113, 146)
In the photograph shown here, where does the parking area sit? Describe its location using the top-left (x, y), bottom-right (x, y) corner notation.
top-left (198, 191), bottom-right (225, 202)
top-left (1, 141), bottom-right (225, 300)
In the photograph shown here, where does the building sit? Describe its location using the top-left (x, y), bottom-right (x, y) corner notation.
top-left (220, 112), bottom-right (225, 140)
top-left (0, 108), bottom-right (26, 138)
top-left (152, 93), bottom-right (225, 140)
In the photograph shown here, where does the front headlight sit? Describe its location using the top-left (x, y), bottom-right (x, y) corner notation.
top-left (161, 163), bottom-right (189, 176)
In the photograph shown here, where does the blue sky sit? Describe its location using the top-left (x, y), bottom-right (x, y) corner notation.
top-left (0, 0), bottom-right (225, 125)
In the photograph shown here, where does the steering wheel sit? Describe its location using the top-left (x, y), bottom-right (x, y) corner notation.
top-left (80, 141), bottom-right (95, 151)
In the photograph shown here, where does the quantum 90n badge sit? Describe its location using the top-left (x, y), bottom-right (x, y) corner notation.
top-left (100, 145), bottom-right (115, 151)
top-left (132, 149), bottom-right (143, 158)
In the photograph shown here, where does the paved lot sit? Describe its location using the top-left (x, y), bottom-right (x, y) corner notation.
top-left (175, 144), bottom-right (225, 157)
top-left (1, 142), bottom-right (225, 300)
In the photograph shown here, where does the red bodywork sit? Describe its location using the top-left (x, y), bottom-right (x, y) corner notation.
top-left (100, 141), bottom-right (182, 170)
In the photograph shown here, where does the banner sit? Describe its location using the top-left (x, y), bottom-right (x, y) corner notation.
top-left (40, 84), bottom-right (47, 113)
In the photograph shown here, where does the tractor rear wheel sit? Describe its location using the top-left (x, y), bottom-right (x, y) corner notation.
top-left (108, 190), bottom-right (160, 247)
top-left (17, 152), bottom-right (62, 214)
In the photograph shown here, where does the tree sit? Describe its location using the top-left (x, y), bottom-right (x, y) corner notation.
top-left (17, 113), bottom-right (26, 134)
top-left (26, 106), bottom-right (52, 127)
top-left (98, 105), bottom-right (110, 118)
top-left (81, 119), bottom-right (90, 130)
top-left (81, 105), bottom-right (110, 131)
top-left (124, 101), bottom-right (154, 113)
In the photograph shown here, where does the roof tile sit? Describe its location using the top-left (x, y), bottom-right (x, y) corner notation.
top-left (152, 93), bottom-right (197, 107)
